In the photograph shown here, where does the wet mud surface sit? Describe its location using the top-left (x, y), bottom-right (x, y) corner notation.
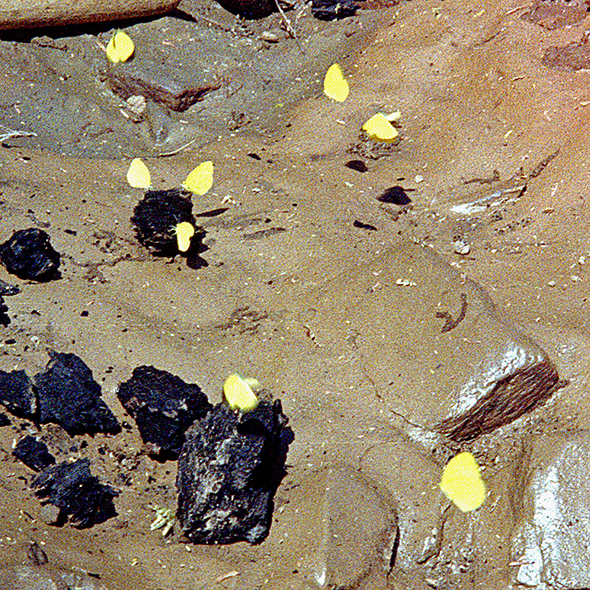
top-left (1, 0), bottom-right (590, 588)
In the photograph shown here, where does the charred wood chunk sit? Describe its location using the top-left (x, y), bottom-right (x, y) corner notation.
top-left (311, 0), bottom-right (359, 20)
top-left (215, 0), bottom-right (276, 18)
top-left (131, 188), bottom-right (204, 256)
top-left (31, 458), bottom-right (118, 528)
top-left (117, 366), bottom-right (212, 459)
top-left (0, 228), bottom-right (61, 281)
top-left (177, 400), bottom-right (292, 544)
top-left (13, 436), bottom-right (56, 472)
top-left (35, 351), bottom-right (120, 436)
top-left (0, 369), bottom-right (36, 419)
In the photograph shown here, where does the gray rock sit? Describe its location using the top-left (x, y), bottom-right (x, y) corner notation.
top-left (510, 432), bottom-right (590, 589)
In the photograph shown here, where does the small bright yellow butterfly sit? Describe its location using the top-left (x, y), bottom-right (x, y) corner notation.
top-left (439, 452), bottom-right (486, 512)
top-left (184, 161), bottom-right (214, 196)
top-left (175, 221), bottom-right (195, 252)
top-left (126, 158), bottom-right (151, 189)
top-left (106, 30), bottom-right (135, 64)
top-left (362, 113), bottom-right (399, 142)
top-left (223, 374), bottom-right (260, 412)
top-left (323, 63), bottom-right (349, 103)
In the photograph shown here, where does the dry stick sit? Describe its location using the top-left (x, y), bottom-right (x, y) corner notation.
top-left (157, 138), bottom-right (197, 157)
top-left (274, 0), bottom-right (303, 52)
top-left (505, 3), bottom-right (531, 15)
top-left (0, 126), bottom-right (37, 142)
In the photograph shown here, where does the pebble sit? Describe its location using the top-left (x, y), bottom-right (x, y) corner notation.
top-left (453, 239), bottom-right (471, 255)
top-left (260, 31), bottom-right (280, 43)
top-left (39, 504), bottom-right (61, 525)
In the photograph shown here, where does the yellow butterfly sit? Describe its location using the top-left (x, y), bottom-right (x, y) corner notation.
top-left (324, 63), bottom-right (349, 103)
top-left (439, 452), bottom-right (486, 512)
top-left (126, 158), bottom-right (151, 189)
top-left (174, 221), bottom-right (195, 252)
top-left (106, 30), bottom-right (135, 64)
top-left (223, 374), bottom-right (260, 412)
top-left (184, 161), bottom-right (214, 196)
top-left (362, 113), bottom-right (399, 142)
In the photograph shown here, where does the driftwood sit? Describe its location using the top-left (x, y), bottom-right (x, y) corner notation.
top-left (0, 0), bottom-right (181, 30)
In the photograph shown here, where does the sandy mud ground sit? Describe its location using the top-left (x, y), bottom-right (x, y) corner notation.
top-left (1, 0), bottom-right (590, 588)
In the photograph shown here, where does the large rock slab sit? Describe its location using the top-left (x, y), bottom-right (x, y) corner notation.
top-left (510, 432), bottom-right (590, 589)
top-left (295, 243), bottom-right (559, 442)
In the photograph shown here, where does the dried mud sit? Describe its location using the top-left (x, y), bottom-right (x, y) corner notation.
top-left (1, 0), bottom-right (590, 589)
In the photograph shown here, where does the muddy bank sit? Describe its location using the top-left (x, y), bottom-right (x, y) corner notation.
top-left (1, 0), bottom-right (590, 588)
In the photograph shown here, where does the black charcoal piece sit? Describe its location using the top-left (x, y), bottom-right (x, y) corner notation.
top-left (13, 436), bottom-right (55, 471)
top-left (311, 0), bottom-right (358, 20)
top-left (216, 0), bottom-right (276, 18)
top-left (177, 400), bottom-right (291, 544)
top-left (34, 351), bottom-right (120, 436)
top-left (0, 228), bottom-right (61, 281)
top-left (31, 458), bottom-right (118, 528)
top-left (0, 413), bottom-right (10, 426)
top-left (131, 188), bottom-right (204, 257)
top-left (353, 220), bottom-right (377, 231)
top-left (0, 279), bottom-right (20, 297)
top-left (0, 296), bottom-right (9, 326)
top-left (117, 366), bottom-right (212, 459)
top-left (344, 159), bottom-right (368, 172)
top-left (0, 369), bottom-right (36, 418)
top-left (378, 186), bottom-right (412, 205)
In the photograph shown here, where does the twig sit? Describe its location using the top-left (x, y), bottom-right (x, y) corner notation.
top-left (157, 138), bottom-right (197, 157)
top-left (0, 125), bottom-right (37, 143)
top-left (274, 0), bottom-right (303, 51)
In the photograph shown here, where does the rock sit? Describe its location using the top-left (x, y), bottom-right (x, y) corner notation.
top-left (34, 351), bottom-right (120, 436)
top-left (13, 436), bottom-right (56, 472)
top-left (39, 503), bottom-right (61, 525)
top-left (131, 189), bottom-right (204, 257)
top-left (293, 243), bottom-right (559, 443)
top-left (116, 365), bottom-right (212, 459)
top-left (510, 433), bottom-right (590, 589)
top-left (107, 55), bottom-right (222, 112)
top-left (0, 369), bottom-right (36, 419)
top-left (0, 228), bottom-right (61, 281)
top-left (31, 458), bottom-right (118, 528)
top-left (275, 466), bottom-right (398, 590)
top-left (176, 400), bottom-right (291, 544)
top-left (453, 239), bottom-right (471, 255)
top-left (311, 0), bottom-right (359, 20)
